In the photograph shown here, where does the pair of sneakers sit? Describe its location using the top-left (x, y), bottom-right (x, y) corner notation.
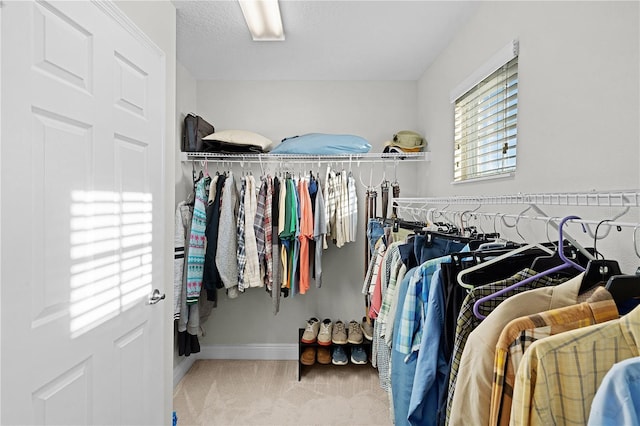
top-left (326, 319), bottom-right (364, 345)
top-left (304, 318), bottom-right (342, 345)
top-left (332, 345), bottom-right (368, 365)
top-left (301, 317), bottom-right (372, 345)
top-left (301, 317), bottom-right (336, 345)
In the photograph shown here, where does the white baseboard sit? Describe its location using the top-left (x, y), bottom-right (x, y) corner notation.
top-left (198, 343), bottom-right (298, 360)
top-left (173, 343), bottom-right (298, 389)
top-left (173, 356), bottom-right (197, 389)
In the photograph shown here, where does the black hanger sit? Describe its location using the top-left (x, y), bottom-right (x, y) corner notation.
top-left (579, 259), bottom-right (622, 293)
top-left (604, 268), bottom-right (640, 307)
top-left (424, 230), bottom-right (470, 243)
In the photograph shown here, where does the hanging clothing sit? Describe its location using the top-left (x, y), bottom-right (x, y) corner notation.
top-left (216, 173), bottom-right (239, 297)
top-left (348, 173), bottom-right (358, 242)
top-left (174, 201), bottom-right (191, 319)
top-left (236, 176), bottom-right (247, 291)
top-left (203, 175), bottom-right (225, 301)
top-left (326, 169), bottom-right (337, 244)
top-left (278, 178), bottom-right (289, 291)
top-left (255, 176), bottom-right (274, 290)
top-left (511, 304), bottom-right (640, 426)
top-left (272, 176), bottom-right (282, 313)
top-left (445, 269), bottom-right (568, 425)
top-left (490, 287), bottom-right (618, 426)
top-left (449, 272), bottom-right (594, 426)
top-left (588, 356), bottom-right (640, 425)
top-left (186, 177), bottom-right (209, 304)
top-left (298, 178), bottom-right (313, 294)
top-left (264, 177), bottom-right (274, 290)
top-left (336, 172), bottom-right (349, 247)
top-left (290, 178), bottom-right (301, 295)
top-left (407, 263), bottom-right (448, 426)
top-left (313, 179), bottom-right (326, 288)
top-left (177, 201), bottom-right (200, 356)
top-left (243, 175), bottom-right (262, 288)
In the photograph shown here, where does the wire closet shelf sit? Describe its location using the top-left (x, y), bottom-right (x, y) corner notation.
top-left (180, 151), bottom-right (429, 164)
top-left (393, 191), bottom-right (640, 208)
top-left (392, 190), bottom-right (640, 231)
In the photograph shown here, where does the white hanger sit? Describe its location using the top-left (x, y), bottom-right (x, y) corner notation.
top-left (456, 241), bottom-right (555, 290)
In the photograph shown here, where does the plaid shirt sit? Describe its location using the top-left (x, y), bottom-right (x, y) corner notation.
top-left (372, 242), bottom-right (402, 392)
top-left (243, 175), bottom-right (262, 288)
top-left (445, 269), bottom-right (565, 424)
top-left (511, 304), bottom-right (640, 426)
top-left (396, 256), bottom-right (449, 358)
top-left (489, 287), bottom-right (618, 426)
top-left (236, 177), bottom-right (247, 291)
top-left (254, 178), bottom-right (267, 271)
top-left (264, 176), bottom-right (273, 291)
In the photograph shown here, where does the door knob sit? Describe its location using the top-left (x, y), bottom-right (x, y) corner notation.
top-left (148, 289), bottom-right (166, 305)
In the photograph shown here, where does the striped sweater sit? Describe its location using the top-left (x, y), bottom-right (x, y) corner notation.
top-left (186, 178), bottom-right (208, 304)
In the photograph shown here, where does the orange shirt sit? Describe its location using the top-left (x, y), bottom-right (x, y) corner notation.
top-left (298, 179), bottom-right (314, 294)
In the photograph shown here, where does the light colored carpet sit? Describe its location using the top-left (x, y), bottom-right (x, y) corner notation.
top-left (173, 359), bottom-right (392, 426)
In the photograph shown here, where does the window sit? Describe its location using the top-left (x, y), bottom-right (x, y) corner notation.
top-left (453, 52), bottom-right (518, 183)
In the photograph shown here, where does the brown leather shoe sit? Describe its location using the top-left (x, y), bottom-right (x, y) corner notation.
top-left (316, 347), bottom-right (331, 364)
top-left (300, 347), bottom-right (316, 365)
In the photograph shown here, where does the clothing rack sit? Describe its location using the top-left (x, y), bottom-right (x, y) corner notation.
top-left (393, 190), bottom-right (640, 260)
top-left (393, 190), bottom-right (640, 208)
top-left (181, 151), bottom-right (429, 165)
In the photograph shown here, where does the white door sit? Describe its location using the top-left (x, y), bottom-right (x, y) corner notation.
top-left (1, 1), bottom-right (166, 424)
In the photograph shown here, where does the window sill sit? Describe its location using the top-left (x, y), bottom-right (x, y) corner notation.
top-left (451, 172), bottom-right (515, 185)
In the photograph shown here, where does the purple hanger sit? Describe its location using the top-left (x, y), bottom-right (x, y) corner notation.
top-left (472, 215), bottom-right (586, 320)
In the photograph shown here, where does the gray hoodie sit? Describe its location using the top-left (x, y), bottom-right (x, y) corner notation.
top-left (215, 173), bottom-right (240, 297)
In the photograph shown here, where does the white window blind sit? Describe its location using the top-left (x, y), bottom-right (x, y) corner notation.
top-left (453, 55), bottom-right (518, 183)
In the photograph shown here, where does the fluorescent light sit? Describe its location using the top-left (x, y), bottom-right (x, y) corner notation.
top-left (238, 0), bottom-right (285, 41)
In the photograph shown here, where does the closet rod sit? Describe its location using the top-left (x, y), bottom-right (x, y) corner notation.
top-left (397, 207), bottom-right (640, 231)
top-left (180, 151), bottom-right (429, 164)
top-left (393, 190), bottom-right (640, 208)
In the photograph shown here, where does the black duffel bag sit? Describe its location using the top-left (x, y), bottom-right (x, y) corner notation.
top-left (181, 113), bottom-right (214, 152)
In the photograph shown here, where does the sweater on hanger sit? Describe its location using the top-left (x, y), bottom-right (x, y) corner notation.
top-left (243, 175), bottom-right (262, 288)
top-left (186, 177), bottom-right (209, 304)
top-left (174, 201), bottom-right (190, 318)
top-left (216, 173), bottom-right (240, 296)
top-left (203, 175), bottom-right (225, 301)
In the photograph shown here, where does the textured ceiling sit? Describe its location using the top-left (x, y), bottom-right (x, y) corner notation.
top-left (174, 0), bottom-right (479, 81)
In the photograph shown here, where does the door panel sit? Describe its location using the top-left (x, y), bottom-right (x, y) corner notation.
top-left (1, 1), bottom-right (165, 424)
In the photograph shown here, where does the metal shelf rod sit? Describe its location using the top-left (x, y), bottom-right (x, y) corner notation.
top-left (180, 151), bottom-right (429, 164)
top-left (393, 190), bottom-right (640, 208)
top-left (395, 207), bottom-right (640, 230)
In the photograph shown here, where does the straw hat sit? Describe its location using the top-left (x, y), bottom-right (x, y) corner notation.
top-left (383, 130), bottom-right (425, 153)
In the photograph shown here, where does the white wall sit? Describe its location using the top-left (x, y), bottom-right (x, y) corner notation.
top-left (114, 0), bottom-right (176, 420)
top-left (418, 1), bottom-right (639, 196)
top-left (176, 62), bottom-right (198, 206)
top-left (417, 1), bottom-right (640, 271)
top-left (192, 80), bottom-right (419, 345)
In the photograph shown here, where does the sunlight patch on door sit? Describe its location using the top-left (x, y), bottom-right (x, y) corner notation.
top-left (69, 190), bottom-right (152, 338)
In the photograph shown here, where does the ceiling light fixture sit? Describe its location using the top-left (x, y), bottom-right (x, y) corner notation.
top-left (238, 0), bottom-right (285, 41)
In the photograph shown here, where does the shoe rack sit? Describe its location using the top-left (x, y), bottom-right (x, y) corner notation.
top-left (297, 328), bottom-right (373, 381)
